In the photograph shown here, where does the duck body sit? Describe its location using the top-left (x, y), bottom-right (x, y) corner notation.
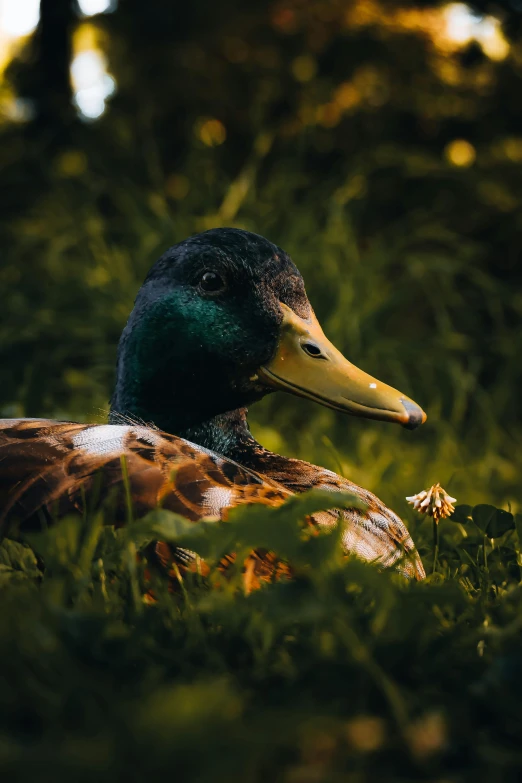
top-left (0, 229), bottom-right (426, 581)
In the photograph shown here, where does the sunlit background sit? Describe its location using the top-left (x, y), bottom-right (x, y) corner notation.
top-left (0, 0), bottom-right (116, 120)
top-left (0, 1), bottom-right (510, 123)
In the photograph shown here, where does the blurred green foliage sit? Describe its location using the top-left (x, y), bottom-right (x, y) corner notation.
top-left (0, 2), bottom-right (521, 509)
top-left (1, 491), bottom-right (522, 781)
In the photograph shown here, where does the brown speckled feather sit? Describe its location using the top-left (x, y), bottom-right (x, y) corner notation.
top-left (0, 419), bottom-right (425, 581)
top-left (249, 452), bottom-right (425, 579)
top-left (0, 419), bottom-right (289, 524)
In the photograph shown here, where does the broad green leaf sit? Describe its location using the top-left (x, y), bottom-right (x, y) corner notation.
top-left (471, 504), bottom-right (497, 532)
top-left (0, 538), bottom-right (40, 576)
top-left (486, 510), bottom-right (515, 539)
top-left (0, 563), bottom-right (29, 589)
top-left (0, 539), bottom-right (42, 589)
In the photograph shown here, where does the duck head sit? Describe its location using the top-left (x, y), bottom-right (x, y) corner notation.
top-left (110, 228), bottom-right (426, 433)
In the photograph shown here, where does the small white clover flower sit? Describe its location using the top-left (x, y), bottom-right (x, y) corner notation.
top-left (406, 483), bottom-right (457, 522)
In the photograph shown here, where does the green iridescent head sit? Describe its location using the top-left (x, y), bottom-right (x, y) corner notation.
top-left (110, 228), bottom-right (425, 435)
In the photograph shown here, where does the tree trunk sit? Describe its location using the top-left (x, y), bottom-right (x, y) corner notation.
top-left (10, 0), bottom-right (77, 135)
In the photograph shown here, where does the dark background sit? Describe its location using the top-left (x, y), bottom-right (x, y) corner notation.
top-left (1, 0), bottom-right (521, 516)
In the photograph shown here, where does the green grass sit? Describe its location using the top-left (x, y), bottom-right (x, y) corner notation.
top-left (1, 491), bottom-right (522, 782)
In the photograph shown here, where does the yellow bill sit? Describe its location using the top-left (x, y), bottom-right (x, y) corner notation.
top-left (258, 303), bottom-right (426, 430)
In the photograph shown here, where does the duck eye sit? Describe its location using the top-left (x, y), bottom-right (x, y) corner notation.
top-left (199, 271), bottom-right (225, 294)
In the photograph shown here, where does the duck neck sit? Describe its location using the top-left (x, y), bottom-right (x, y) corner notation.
top-left (110, 359), bottom-right (265, 463)
top-left (181, 409), bottom-right (311, 493)
top-left (179, 408), bottom-right (262, 464)
top-left (112, 394), bottom-right (314, 490)
top-left (181, 409), bottom-right (322, 493)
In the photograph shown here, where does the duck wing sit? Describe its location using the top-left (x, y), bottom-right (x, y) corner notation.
top-left (0, 419), bottom-right (288, 532)
top-left (0, 420), bottom-right (424, 582)
top-left (248, 454), bottom-right (426, 580)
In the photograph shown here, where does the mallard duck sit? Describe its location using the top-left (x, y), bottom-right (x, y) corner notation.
top-left (0, 228), bottom-right (426, 581)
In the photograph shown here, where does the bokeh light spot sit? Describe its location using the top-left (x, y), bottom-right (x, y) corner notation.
top-left (271, 7), bottom-right (298, 34)
top-left (71, 27), bottom-right (116, 121)
top-left (165, 174), bottom-right (190, 200)
top-left (443, 3), bottom-right (509, 60)
top-left (334, 82), bottom-right (360, 110)
top-left (0, 0), bottom-right (40, 38)
top-left (196, 118), bottom-right (227, 147)
top-left (503, 138), bottom-right (522, 163)
top-left (444, 3), bottom-right (481, 44)
top-left (316, 102), bottom-right (341, 128)
top-left (78, 0), bottom-right (117, 15)
top-left (445, 139), bottom-right (476, 167)
top-left (291, 55), bottom-right (317, 83)
top-left (345, 716), bottom-right (386, 752)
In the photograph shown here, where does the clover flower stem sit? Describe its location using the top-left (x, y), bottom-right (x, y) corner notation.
top-left (432, 517), bottom-right (439, 574)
